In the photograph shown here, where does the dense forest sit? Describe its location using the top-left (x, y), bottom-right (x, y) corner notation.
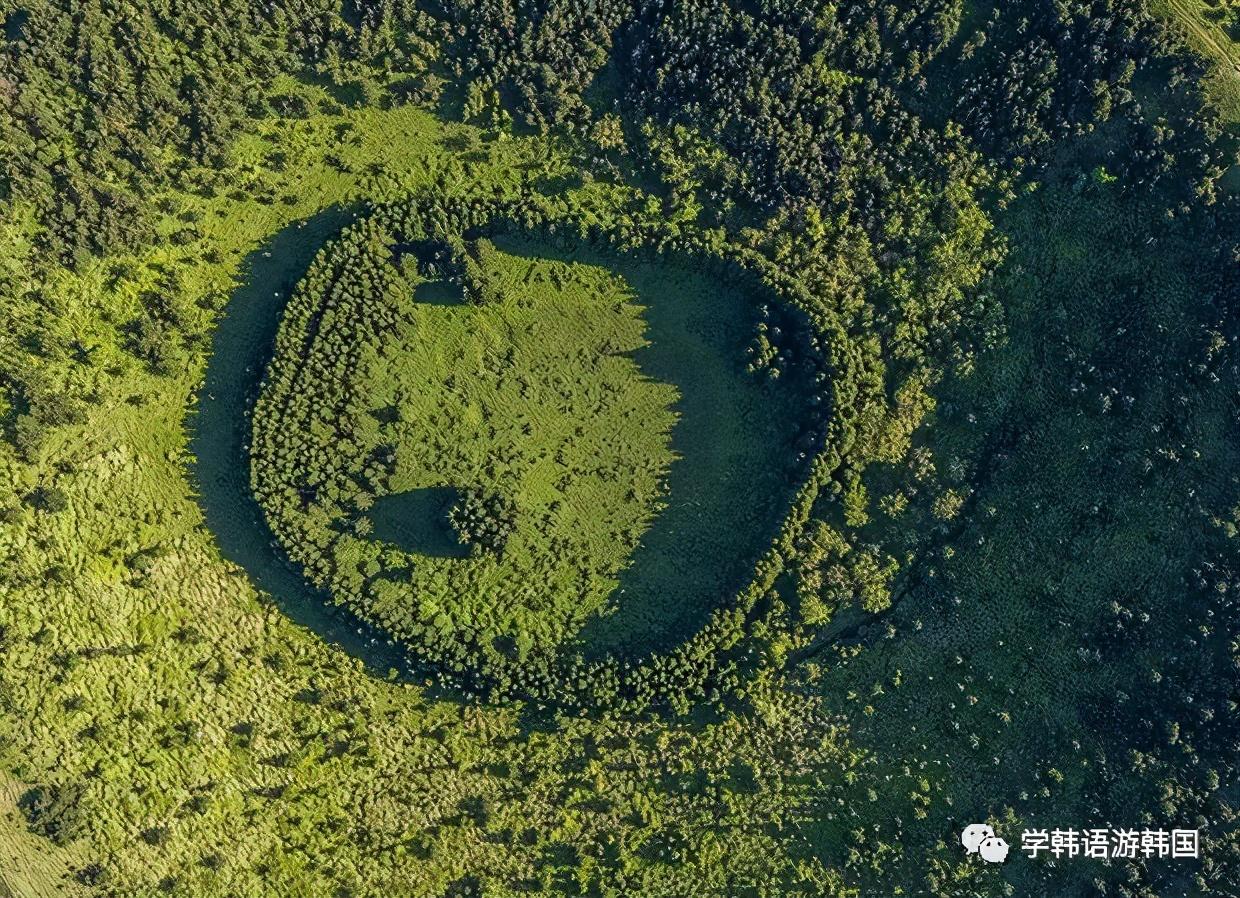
top-left (1, 0), bottom-right (1238, 896)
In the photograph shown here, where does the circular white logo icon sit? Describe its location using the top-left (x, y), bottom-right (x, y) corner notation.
top-left (979, 836), bottom-right (1010, 864)
top-left (961, 822), bottom-right (994, 855)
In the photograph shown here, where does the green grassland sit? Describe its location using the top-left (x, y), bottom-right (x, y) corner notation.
top-left (3, 2), bottom-right (1240, 896)
top-left (0, 86), bottom-right (864, 896)
top-left (0, 776), bottom-right (84, 898)
top-left (1153, 0), bottom-right (1240, 121)
top-left (250, 220), bottom-right (809, 672)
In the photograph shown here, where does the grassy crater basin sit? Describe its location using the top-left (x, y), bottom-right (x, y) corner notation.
top-left (246, 196), bottom-right (818, 689)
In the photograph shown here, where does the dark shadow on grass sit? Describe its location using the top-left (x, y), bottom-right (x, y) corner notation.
top-left (414, 280), bottom-right (465, 305)
top-left (490, 234), bottom-right (814, 658)
top-left (188, 206), bottom-right (411, 679)
top-left (369, 487), bottom-right (470, 558)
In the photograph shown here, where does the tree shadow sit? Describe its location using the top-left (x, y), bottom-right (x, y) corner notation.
top-left (489, 234), bottom-right (814, 658)
top-left (368, 486), bottom-right (470, 558)
top-left (413, 280), bottom-right (465, 305)
top-left (188, 206), bottom-right (414, 680)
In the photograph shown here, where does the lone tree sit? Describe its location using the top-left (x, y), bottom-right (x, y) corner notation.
top-left (30, 486), bottom-right (69, 514)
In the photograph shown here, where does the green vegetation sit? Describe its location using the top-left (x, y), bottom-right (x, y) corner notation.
top-left (0, 776), bottom-right (85, 898)
top-left (800, 143), bottom-right (1240, 896)
top-left (1, 0), bottom-right (1239, 896)
top-left (250, 195), bottom-right (815, 696)
top-left (1154, 0), bottom-right (1240, 120)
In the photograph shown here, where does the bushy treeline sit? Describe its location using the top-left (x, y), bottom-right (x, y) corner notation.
top-left (0, 0), bottom-right (442, 263)
top-left (805, 165), bottom-right (1240, 898)
top-left (431, 0), bottom-right (630, 127)
top-left (622, 1), bottom-right (966, 212)
top-left (945, 1), bottom-right (1232, 200)
top-left (4, 0), bottom-right (1219, 263)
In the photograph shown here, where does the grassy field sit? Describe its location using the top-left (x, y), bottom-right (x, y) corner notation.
top-left (237, 176), bottom-right (822, 698)
top-left (1153, 0), bottom-right (1240, 121)
top-left (0, 777), bottom-right (84, 898)
top-left (0, 83), bottom-right (863, 897)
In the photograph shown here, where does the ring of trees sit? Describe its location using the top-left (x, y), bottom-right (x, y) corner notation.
top-left (250, 188), bottom-right (850, 714)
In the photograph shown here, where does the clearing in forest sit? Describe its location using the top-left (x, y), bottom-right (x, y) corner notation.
top-left (248, 214), bottom-right (813, 677)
